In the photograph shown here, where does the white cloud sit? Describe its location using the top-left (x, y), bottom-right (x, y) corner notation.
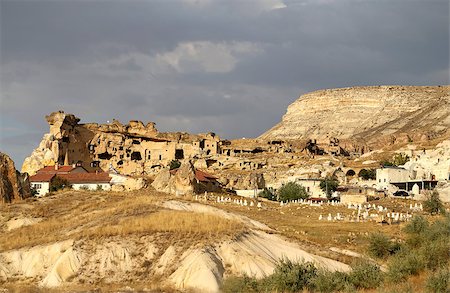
top-left (156, 41), bottom-right (262, 73)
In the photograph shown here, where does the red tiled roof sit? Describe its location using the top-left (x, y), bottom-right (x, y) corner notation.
top-left (195, 169), bottom-right (217, 182)
top-left (58, 173), bottom-right (111, 184)
top-left (30, 173), bottom-right (55, 182)
top-left (169, 168), bottom-right (217, 183)
top-left (37, 165), bottom-right (76, 173)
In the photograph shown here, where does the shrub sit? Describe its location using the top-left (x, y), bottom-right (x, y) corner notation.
top-left (221, 275), bottom-right (259, 293)
top-left (267, 259), bottom-right (317, 292)
top-left (388, 250), bottom-right (425, 281)
top-left (381, 153), bottom-right (410, 167)
top-left (392, 153), bottom-right (410, 166)
top-left (278, 182), bottom-right (309, 202)
top-left (50, 176), bottom-right (70, 192)
top-left (358, 169), bottom-right (376, 180)
top-left (367, 233), bottom-right (400, 259)
top-left (426, 268), bottom-right (450, 293)
top-left (420, 239), bottom-right (450, 271)
top-left (312, 270), bottom-right (350, 293)
top-left (423, 190), bottom-right (445, 215)
top-left (169, 160), bottom-right (181, 170)
top-left (349, 260), bottom-right (383, 289)
top-left (259, 188), bottom-right (276, 201)
top-left (404, 215), bottom-right (429, 234)
top-left (79, 185), bottom-right (90, 191)
top-left (96, 184), bottom-right (103, 191)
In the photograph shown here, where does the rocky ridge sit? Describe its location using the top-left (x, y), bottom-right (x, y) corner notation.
top-left (260, 85), bottom-right (450, 146)
top-left (0, 152), bottom-right (31, 204)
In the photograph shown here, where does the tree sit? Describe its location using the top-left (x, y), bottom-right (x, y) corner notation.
top-left (169, 160), bottom-right (181, 170)
top-left (259, 188), bottom-right (276, 201)
top-left (381, 153), bottom-right (410, 167)
top-left (393, 153), bottom-right (410, 166)
top-left (50, 176), bottom-right (70, 192)
top-left (278, 182), bottom-right (309, 202)
top-left (359, 169), bottom-right (376, 180)
top-left (319, 177), bottom-right (339, 199)
top-left (423, 190), bottom-right (445, 215)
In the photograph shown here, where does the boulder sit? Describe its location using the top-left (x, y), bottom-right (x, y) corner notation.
top-left (151, 161), bottom-right (197, 195)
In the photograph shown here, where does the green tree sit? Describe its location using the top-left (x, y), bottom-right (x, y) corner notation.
top-left (169, 160), bottom-right (181, 170)
top-left (358, 169), bottom-right (376, 180)
top-left (278, 182), bottom-right (309, 202)
top-left (259, 188), bottom-right (276, 201)
top-left (381, 153), bottom-right (410, 167)
top-left (423, 190), bottom-right (445, 215)
top-left (319, 177), bottom-right (339, 199)
top-left (50, 176), bottom-right (70, 192)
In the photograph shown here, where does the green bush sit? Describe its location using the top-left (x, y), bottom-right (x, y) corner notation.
top-left (388, 250), bottom-right (425, 281)
top-left (381, 153), bottom-right (410, 167)
top-left (221, 275), bottom-right (259, 293)
top-left (358, 169), bottom-right (376, 180)
top-left (267, 259), bottom-right (317, 292)
top-left (420, 239), bottom-right (450, 271)
top-left (312, 270), bottom-right (350, 293)
top-left (367, 233), bottom-right (400, 259)
top-left (404, 215), bottom-right (429, 234)
top-left (349, 260), bottom-right (383, 289)
top-left (423, 191), bottom-right (445, 215)
top-left (426, 268), bottom-right (450, 293)
top-left (278, 182), bottom-right (309, 202)
top-left (259, 188), bottom-right (276, 201)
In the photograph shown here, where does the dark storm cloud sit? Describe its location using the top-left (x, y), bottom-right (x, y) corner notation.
top-left (0, 0), bottom-right (448, 165)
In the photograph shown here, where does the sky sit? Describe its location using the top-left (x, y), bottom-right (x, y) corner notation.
top-left (0, 0), bottom-right (449, 167)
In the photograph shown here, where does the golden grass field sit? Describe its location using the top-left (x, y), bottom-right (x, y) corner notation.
top-left (1, 188), bottom-right (448, 292)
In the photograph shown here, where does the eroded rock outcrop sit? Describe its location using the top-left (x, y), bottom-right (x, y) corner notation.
top-left (22, 111), bottom-right (220, 176)
top-left (151, 161), bottom-right (197, 195)
top-left (0, 152), bottom-right (31, 203)
top-left (261, 85), bottom-right (450, 147)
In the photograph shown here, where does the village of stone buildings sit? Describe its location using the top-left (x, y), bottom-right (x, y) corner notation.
top-left (21, 110), bottom-right (450, 211)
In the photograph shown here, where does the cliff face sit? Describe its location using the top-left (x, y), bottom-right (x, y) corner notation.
top-left (22, 111), bottom-right (220, 176)
top-left (0, 152), bottom-right (31, 203)
top-left (260, 85), bottom-right (450, 146)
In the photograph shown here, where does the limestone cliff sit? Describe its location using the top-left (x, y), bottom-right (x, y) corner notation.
top-left (0, 152), bottom-right (31, 203)
top-left (260, 85), bottom-right (450, 146)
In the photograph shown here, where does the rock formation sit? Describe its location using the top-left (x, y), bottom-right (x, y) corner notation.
top-left (0, 152), bottom-right (31, 203)
top-left (151, 161), bottom-right (198, 195)
top-left (261, 85), bottom-right (450, 147)
top-left (22, 111), bottom-right (221, 176)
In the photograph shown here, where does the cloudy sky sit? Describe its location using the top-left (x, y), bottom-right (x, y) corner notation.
top-left (1, 0), bottom-right (449, 166)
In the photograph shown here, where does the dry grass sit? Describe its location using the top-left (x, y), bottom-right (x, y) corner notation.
top-left (0, 189), bottom-right (244, 251)
top-left (208, 196), bottom-right (411, 262)
top-left (83, 210), bottom-right (245, 238)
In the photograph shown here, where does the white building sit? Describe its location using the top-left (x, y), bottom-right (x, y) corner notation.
top-left (29, 173), bottom-right (54, 196)
top-left (30, 166), bottom-right (111, 196)
top-left (267, 178), bottom-right (326, 198)
top-left (376, 166), bottom-right (410, 189)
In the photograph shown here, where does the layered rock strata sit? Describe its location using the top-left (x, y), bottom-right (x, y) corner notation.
top-left (261, 85), bottom-right (450, 147)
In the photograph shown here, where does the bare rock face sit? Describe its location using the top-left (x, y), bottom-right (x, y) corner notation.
top-left (23, 111), bottom-right (221, 176)
top-left (260, 85), bottom-right (450, 146)
top-left (1, 152), bottom-right (31, 203)
top-left (151, 161), bottom-right (197, 195)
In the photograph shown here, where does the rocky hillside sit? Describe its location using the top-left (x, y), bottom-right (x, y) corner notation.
top-left (260, 85), bottom-right (450, 146)
top-left (0, 152), bottom-right (31, 204)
